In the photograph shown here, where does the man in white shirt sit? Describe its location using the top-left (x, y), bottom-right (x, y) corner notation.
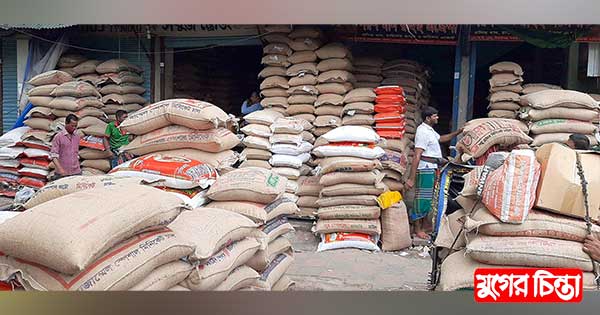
top-left (405, 106), bottom-right (463, 240)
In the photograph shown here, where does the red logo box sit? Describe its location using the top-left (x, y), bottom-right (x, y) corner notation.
top-left (474, 268), bottom-right (584, 303)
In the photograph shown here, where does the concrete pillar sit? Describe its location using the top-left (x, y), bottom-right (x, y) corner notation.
top-left (164, 47), bottom-right (174, 99)
top-left (567, 42), bottom-right (580, 90)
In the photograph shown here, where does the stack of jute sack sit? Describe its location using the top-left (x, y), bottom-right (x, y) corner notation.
top-left (0, 184), bottom-right (197, 291)
top-left (284, 26), bottom-right (324, 127)
top-left (294, 175), bottom-right (322, 220)
top-left (202, 167), bottom-right (296, 291)
top-left (0, 127), bottom-right (32, 195)
top-left (519, 90), bottom-right (600, 147)
top-left (313, 42), bottom-right (354, 137)
top-left (487, 61), bottom-right (524, 120)
top-left (260, 26), bottom-right (293, 116)
top-left (342, 88), bottom-right (376, 129)
top-left (381, 59), bottom-right (429, 144)
top-left (116, 99), bottom-right (240, 204)
top-left (352, 57), bottom-right (384, 89)
top-left (240, 109), bottom-right (284, 169)
top-left (437, 148), bottom-right (600, 291)
top-left (312, 126), bottom-right (387, 251)
top-left (268, 117), bottom-right (313, 201)
top-left (94, 58), bottom-right (147, 123)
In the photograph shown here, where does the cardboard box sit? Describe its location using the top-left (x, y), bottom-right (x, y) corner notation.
top-left (535, 143), bottom-right (600, 221)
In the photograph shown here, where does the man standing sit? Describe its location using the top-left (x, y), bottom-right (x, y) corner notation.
top-left (103, 110), bottom-right (133, 168)
top-left (241, 91), bottom-right (263, 115)
top-left (50, 114), bottom-right (81, 180)
top-left (405, 106), bottom-right (462, 240)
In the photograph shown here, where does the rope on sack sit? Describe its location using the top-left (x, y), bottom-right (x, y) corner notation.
top-left (575, 152), bottom-right (600, 289)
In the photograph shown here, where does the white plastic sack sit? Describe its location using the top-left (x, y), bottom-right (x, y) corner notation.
top-left (0, 147), bottom-right (25, 159)
top-left (269, 154), bottom-right (307, 169)
top-left (270, 142), bottom-right (313, 155)
top-left (317, 232), bottom-right (380, 252)
top-left (0, 211), bottom-right (21, 225)
top-left (313, 145), bottom-right (385, 159)
top-left (0, 127), bottom-right (30, 147)
top-left (23, 148), bottom-right (50, 159)
top-left (322, 126), bottom-right (380, 143)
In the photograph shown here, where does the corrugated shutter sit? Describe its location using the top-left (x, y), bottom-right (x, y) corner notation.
top-left (164, 36), bottom-right (261, 48)
top-left (69, 35), bottom-right (152, 102)
top-left (2, 37), bottom-right (17, 133)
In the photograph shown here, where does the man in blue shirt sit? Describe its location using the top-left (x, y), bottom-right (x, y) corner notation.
top-left (241, 91), bottom-right (262, 115)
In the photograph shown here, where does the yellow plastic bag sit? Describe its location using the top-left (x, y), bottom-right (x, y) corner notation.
top-left (377, 191), bottom-right (403, 210)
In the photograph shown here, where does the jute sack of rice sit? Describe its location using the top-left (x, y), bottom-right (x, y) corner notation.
top-left (465, 207), bottom-right (600, 243)
top-left (262, 217), bottom-right (295, 243)
top-left (437, 250), bottom-right (600, 291)
top-left (380, 201), bottom-right (412, 251)
top-left (317, 195), bottom-right (379, 207)
top-left (240, 160), bottom-right (272, 169)
top-left (522, 83), bottom-right (562, 95)
top-left (182, 237), bottom-right (263, 291)
top-left (488, 101), bottom-right (520, 111)
top-left (130, 260), bottom-right (194, 291)
top-left (488, 110), bottom-right (517, 119)
top-left (317, 205), bottom-right (381, 220)
top-left (120, 99), bottom-right (230, 135)
top-left (319, 157), bottom-right (382, 174)
top-left (153, 148), bottom-right (239, 173)
top-left (520, 90), bottom-right (599, 110)
top-left (519, 106), bottom-right (600, 122)
top-left (315, 219), bottom-right (381, 235)
top-left (121, 126), bottom-right (240, 156)
top-left (99, 83), bottom-right (146, 95)
top-left (168, 208), bottom-right (264, 262)
top-left (319, 170), bottom-right (384, 186)
top-left (246, 237), bottom-right (293, 272)
top-left (0, 185), bottom-right (186, 274)
top-left (297, 176), bottom-right (322, 196)
top-left (317, 58), bottom-right (353, 72)
top-left (51, 81), bottom-right (101, 98)
top-left (320, 183), bottom-right (387, 197)
top-left (208, 198), bottom-right (299, 225)
top-left (0, 229), bottom-right (193, 291)
top-left (529, 119), bottom-right (597, 135)
top-left (47, 96), bottom-right (104, 111)
top-left (489, 61), bottom-right (524, 76)
top-left (28, 70), bottom-right (73, 86)
top-left (456, 119), bottom-right (532, 161)
top-left (465, 234), bottom-right (594, 271)
top-left (433, 209), bottom-right (466, 250)
top-left (214, 265), bottom-right (260, 291)
top-left (207, 167), bottom-right (287, 203)
top-left (249, 253), bottom-right (294, 290)
top-left (288, 51), bottom-right (318, 64)
top-left (315, 43), bottom-right (352, 60)
top-left (531, 133), bottom-right (599, 147)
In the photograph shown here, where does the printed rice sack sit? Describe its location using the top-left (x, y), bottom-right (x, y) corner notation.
top-left (214, 265), bottom-right (260, 291)
top-left (130, 260), bottom-right (194, 291)
top-left (110, 154), bottom-right (218, 189)
top-left (457, 119), bottom-right (532, 161)
top-left (317, 233), bottom-right (379, 252)
top-left (152, 149), bottom-right (239, 173)
top-left (208, 198), bottom-right (299, 224)
top-left (207, 167), bottom-right (287, 203)
top-left (250, 253), bottom-right (294, 290)
top-left (529, 119), bottom-right (597, 135)
top-left (0, 185), bottom-right (186, 274)
top-left (520, 90), bottom-right (599, 110)
top-left (314, 219), bottom-right (381, 235)
top-left (317, 205), bottom-right (381, 220)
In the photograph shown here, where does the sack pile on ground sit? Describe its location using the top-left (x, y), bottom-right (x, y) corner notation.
top-left (313, 42), bottom-right (354, 137)
top-left (268, 117), bottom-right (312, 202)
top-left (312, 126), bottom-right (387, 252)
top-left (342, 88), bottom-right (376, 129)
top-left (0, 184), bottom-right (195, 291)
top-left (487, 61), bottom-right (524, 120)
top-left (116, 98), bottom-right (239, 206)
top-left (352, 57), bottom-right (384, 89)
top-left (519, 89), bottom-right (600, 147)
top-left (0, 126), bottom-right (40, 194)
top-left (241, 109), bottom-right (284, 169)
top-left (203, 167), bottom-right (296, 291)
top-left (294, 175), bottom-right (322, 220)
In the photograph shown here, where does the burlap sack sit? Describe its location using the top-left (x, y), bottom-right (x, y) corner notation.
top-left (207, 167), bottom-right (287, 203)
top-left (261, 97), bottom-right (289, 109)
top-left (271, 275), bottom-right (294, 291)
top-left (531, 133), bottom-right (598, 147)
top-left (289, 38), bottom-right (322, 51)
top-left (57, 54), bottom-right (86, 68)
top-left (53, 107), bottom-right (105, 119)
top-left (77, 73), bottom-right (100, 84)
top-left (437, 250), bottom-right (600, 291)
top-left (488, 110), bottom-right (517, 119)
top-left (47, 96), bottom-right (103, 111)
top-left (240, 160), bottom-right (272, 169)
top-left (247, 253), bottom-right (294, 290)
top-left (269, 134), bottom-right (303, 146)
top-left (51, 81), bottom-right (100, 98)
top-left (168, 208), bottom-right (262, 261)
top-left (288, 74), bottom-right (317, 87)
top-left (316, 43), bottom-right (352, 60)
top-left (489, 73), bottom-right (523, 87)
top-left (0, 229), bottom-right (193, 291)
top-left (28, 70), bottom-right (73, 86)
top-left (24, 118), bottom-right (52, 131)
top-left (260, 76), bottom-right (289, 90)
top-left (520, 90), bottom-right (599, 110)
top-left (80, 159), bottom-right (111, 172)
top-left (316, 83), bottom-right (353, 95)
top-left (489, 61), bottom-right (524, 76)
top-left (287, 85), bottom-right (319, 96)
top-left (120, 99), bottom-right (230, 135)
top-left (167, 285), bottom-right (191, 291)
top-left (286, 63), bottom-right (318, 76)
top-left (343, 88), bottom-right (376, 103)
top-left (96, 59), bottom-right (136, 74)
top-left (262, 217), bottom-right (295, 243)
top-left (102, 93), bottom-right (147, 105)
top-left (320, 170), bottom-right (384, 187)
top-left (78, 148), bottom-right (112, 160)
top-left (71, 60), bottom-right (101, 76)
top-left (489, 91), bottom-right (520, 103)
top-left (214, 265), bottom-right (260, 291)
top-left (244, 109), bottom-right (284, 126)
top-left (263, 33), bottom-right (292, 45)
top-left (320, 183), bottom-right (387, 197)
top-left (317, 70), bottom-right (355, 84)
top-left (246, 237), bottom-right (293, 272)
top-left (258, 66), bottom-right (287, 78)
top-left (129, 260), bottom-right (194, 291)
top-left (316, 94), bottom-right (344, 106)
top-left (317, 195), bottom-right (379, 207)
top-left (488, 101), bottom-right (520, 111)
top-left (146, 149), bottom-right (238, 173)
top-left (457, 119), bottom-right (532, 161)
top-left (263, 43), bottom-right (292, 56)
top-left (297, 176), bottom-right (322, 196)
top-left (382, 179), bottom-right (404, 191)
top-left (294, 113), bottom-right (316, 123)
top-left (315, 105), bottom-right (344, 117)
top-left (315, 219), bottom-right (381, 235)
top-left (489, 84), bottom-right (523, 94)
top-left (289, 27), bottom-right (323, 39)
top-left (260, 88), bottom-right (288, 98)
top-left (522, 83), bottom-right (562, 95)
top-left (354, 74), bottom-right (383, 83)
top-left (378, 138), bottom-right (409, 152)
top-left (319, 157), bottom-right (382, 174)
top-left (529, 119), bottom-right (597, 135)
top-left (0, 185), bottom-right (186, 274)
top-left (183, 237), bottom-right (261, 291)
top-left (241, 124), bottom-right (272, 138)
top-left (241, 148), bottom-right (272, 161)
top-left (122, 126), bottom-right (240, 155)
top-left (466, 234), bottom-right (594, 271)
top-left (288, 51), bottom-right (317, 64)
top-left (286, 104), bottom-right (315, 115)
top-left (96, 71), bottom-right (144, 86)
top-left (297, 196), bottom-right (319, 208)
top-left (317, 58), bottom-right (353, 72)
top-left (380, 202), bottom-right (413, 251)
top-left (520, 106), bottom-right (599, 122)
top-left (317, 205), bottom-right (381, 220)
top-left (28, 84), bottom-right (58, 97)
top-left (262, 54), bottom-right (291, 67)
top-left (313, 115), bottom-right (342, 128)
top-left (343, 102), bottom-right (374, 115)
